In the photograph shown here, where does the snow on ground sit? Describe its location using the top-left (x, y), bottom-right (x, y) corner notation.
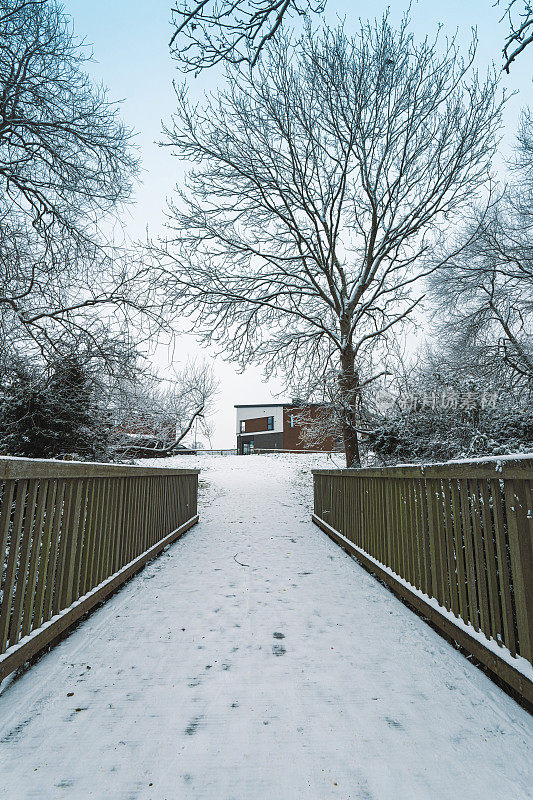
top-left (0, 453), bottom-right (531, 800)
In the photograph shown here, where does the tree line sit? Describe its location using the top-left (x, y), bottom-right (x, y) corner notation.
top-left (0, 0), bottom-right (530, 465)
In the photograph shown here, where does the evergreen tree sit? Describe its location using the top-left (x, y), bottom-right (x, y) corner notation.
top-left (0, 355), bottom-right (111, 459)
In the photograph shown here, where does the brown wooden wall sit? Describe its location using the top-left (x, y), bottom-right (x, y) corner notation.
top-left (243, 416), bottom-right (270, 433)
top-left (283, 407), bottom-right (337, 451)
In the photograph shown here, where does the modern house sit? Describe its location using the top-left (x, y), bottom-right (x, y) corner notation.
top-left (235, 402), bottom-right (338, 454)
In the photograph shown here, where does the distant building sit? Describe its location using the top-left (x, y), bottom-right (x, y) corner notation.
top-left (235, 402), bottom-right (338, 454)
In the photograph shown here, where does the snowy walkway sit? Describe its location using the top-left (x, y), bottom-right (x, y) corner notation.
top-left (0, 454), bottom-right (531, 800)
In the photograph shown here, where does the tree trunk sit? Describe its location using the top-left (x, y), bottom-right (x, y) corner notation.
top-left (339, 342), bottom-right (361, 468)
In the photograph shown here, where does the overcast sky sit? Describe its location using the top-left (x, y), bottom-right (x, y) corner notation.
top-left (66, 0), bottom-right (531, 447)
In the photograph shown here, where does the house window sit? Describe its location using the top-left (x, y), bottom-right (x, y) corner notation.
top-left (289, 413), bottom-right (295, 428)
top-left (267, 416), bottom-right (274, 430)
top-left (240, 420), bottom-right (246, 433)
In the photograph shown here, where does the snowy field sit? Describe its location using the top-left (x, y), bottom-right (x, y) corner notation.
top-left (0, 453), bottom-right (531, 799)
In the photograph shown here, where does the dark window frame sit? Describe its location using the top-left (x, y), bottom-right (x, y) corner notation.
top-left (267, 416), bottom-right (274, 430)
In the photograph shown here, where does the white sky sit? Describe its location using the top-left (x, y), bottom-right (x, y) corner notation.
top-left (66, 0), bottom-right (532, 447)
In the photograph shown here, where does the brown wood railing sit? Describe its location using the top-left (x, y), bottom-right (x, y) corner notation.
top-left (0, 458), bottom-right (199, 682)
top-left (312, 457), bottom-right (533, 703)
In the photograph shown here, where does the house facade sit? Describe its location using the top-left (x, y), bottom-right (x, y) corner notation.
top-left (235, 403), bottom-right (338, 454)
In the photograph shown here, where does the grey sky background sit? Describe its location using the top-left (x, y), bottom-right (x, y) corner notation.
top-left (66, 0), bottom-right (532, 447)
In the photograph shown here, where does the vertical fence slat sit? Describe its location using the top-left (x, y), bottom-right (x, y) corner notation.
top-left (479, 480), bottom-right (501, 644)
top-left (73, 480), bottom-right (91, 600)
top-left (459, 479), bottom-right (479, 631)
top-left (427, 479), bottom-right (444, 606)
top-left (94, 479), bottom-right (109, 587)
top-left (9, 480), bottom-right (39, 647)
top-left (405, 480), bottom-right (416, 587)
top-left (0, 481), bottom-right (15, 583)
top-left (420, 481), bottom-right (432, 597)
top-left (411, 479), bottom-right (423, 592)
top-left (0, 480), bottom-right (28, 653)
top-left (32, 481), bottom-right (58, 631)
top-left (43, 479), bottom-right (65, 623)
top-left (491, 478), bottom-right (516, 655)
top-left (451, 480), bottom-right (468, 626)
top-left (442, 480), bottom-right (459, 617)
top-left (505, 479), bottom-right (533, 662)
top-left (21, 480), bottom-right (49, 638)
top-left (408, 479), bottom-right (420, 590)
top-left (80, 480), bottom-right (97, 597)
top-left (60, 480), bottom-right (83, 610)
top-left (469, 479), bottom-right (490, 636)
top-left (53, 480), bottom-right (75, 615)
top-left (434, 479), bottom-right (450, 610)
top-left (396, 480), bottom-right (407, 580)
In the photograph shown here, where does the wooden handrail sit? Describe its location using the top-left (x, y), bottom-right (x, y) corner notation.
top-left (312, 455), bottom-right (533, 480)
top-left (0, 456), bottom-right (200, 479)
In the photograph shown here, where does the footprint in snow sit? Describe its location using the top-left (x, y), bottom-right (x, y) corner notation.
top-left (185, 716), bottom-right (204, 735)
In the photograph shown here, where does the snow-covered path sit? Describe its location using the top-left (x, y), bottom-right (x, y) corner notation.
top-left (0, 454), bottom-right (531, 800)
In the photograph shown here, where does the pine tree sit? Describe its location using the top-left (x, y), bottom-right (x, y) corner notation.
top-left (0, 356), bottom-right (111, 460)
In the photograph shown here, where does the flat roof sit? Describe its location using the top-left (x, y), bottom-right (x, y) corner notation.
top-left (234, 403), bottom-right (284, 408)
top-left (234, 402), bottom-right (327, 408)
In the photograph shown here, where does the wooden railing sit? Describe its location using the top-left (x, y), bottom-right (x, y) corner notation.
top-left (0, 458), bottom-right (199, 682)
top-left (312, 457), bottom-right (533, 703)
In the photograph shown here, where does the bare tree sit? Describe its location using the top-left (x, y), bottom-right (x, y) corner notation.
top-left (152, 16), bottom-right (503, 467)
top-left (292, 343), bottom-right (405, 458)
top-left (0, 0), bottom-right (137, 243)
top-left (112, 360), bottom-right (219, 457)
top-left (169, 0), bottom-right (324, 72)
top-left (0, 0), bottom-right (155, 366)
top-left (499, 1), bottom-right (533, 72)
top-left (0, 223), bottom-right (167, 374)
top-left (429, 112), bottom-right (533, 395)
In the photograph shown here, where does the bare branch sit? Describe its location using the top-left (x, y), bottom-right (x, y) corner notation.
top-left (498, 1), bottom-right (533, 72)
top-left (168, 0), bottom-right (325, 73)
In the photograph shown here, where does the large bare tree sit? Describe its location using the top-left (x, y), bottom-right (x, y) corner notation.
top-left (153, 16), bottom-right (503, 466)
